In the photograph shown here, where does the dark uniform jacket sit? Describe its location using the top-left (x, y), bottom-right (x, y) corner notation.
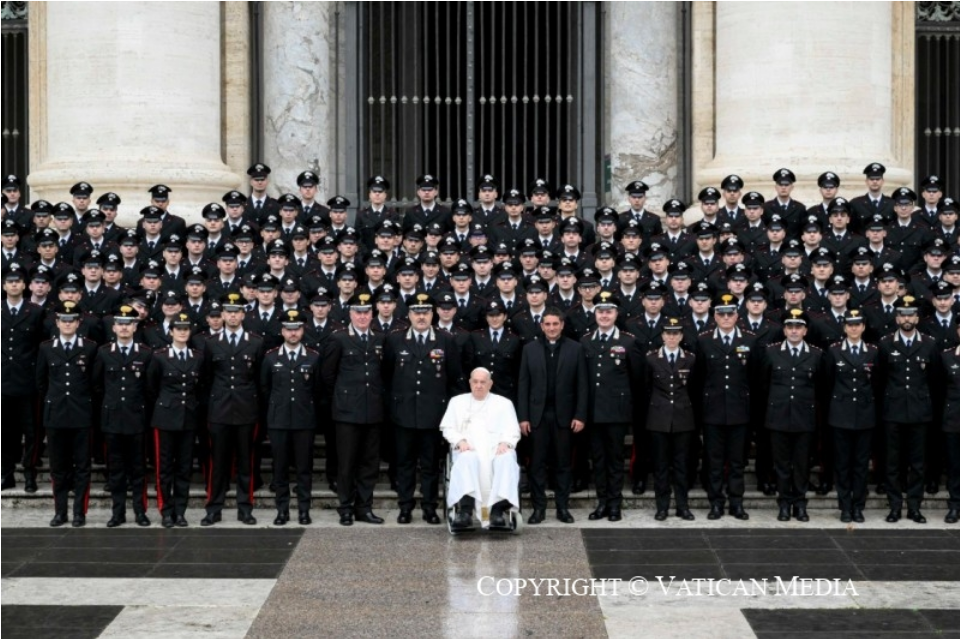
top-left (92, 342), bottom-right (153, 434)
top-left (849, 194), bottom-right (894, 232)
top-left (824, 340), bottom-right (880, 430)
top-left (2, 300), bottom-right (45, 396)
top-left (259, 345), bottom-right (321, 430)
top-left (941, 346), bottom-right (960, 432)
top-left (877, 331), bottom-right (938, 424)
top-left (691, 328), bottom-right (759, 426)
top-left (383, 327), bottom-right (464, 429)
top-left (516, 336), bottom-right (588, 429)
top-left (463, 327), bottom-right (522, 402)
top-left (203, 330), bottom-right (265, 425)
top-left (761, 341), bottom-right (823, 432)
top-left (36, 336), bottom-right (98, 429)
top-left (321, 326), bottom-right (386, 425)
top-left (147, 346), bottom-right (203, 431)
top-left (580, 328), bottom-right (642, 424)
top-left (642, 347), bottom-right (696, 433)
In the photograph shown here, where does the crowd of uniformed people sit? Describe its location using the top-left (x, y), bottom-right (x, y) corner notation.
top-left (1, 162), bottom-right (959, 528)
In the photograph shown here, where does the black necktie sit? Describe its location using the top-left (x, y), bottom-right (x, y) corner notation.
top-left (600, 333), bottom-right (608, 343)
top-left (885, 305), bottom-right (893, 315)
top-left (180, 351), bottom-right (187, 363)
top-left (678, 297), bottom-right (686, 307)
top-left (418, 334), bottom-right (425, 346)
top-left (298, 258), bottom-right (305, 268)
top-left (859, 284), bottom-right (866, 294)
top-left (255, 201), bottom-right (262, 212)
top-left (361, 333), bottom-right (368, 344)
top-left (193, 304), bottom-right (200, 314)
top-left (120, 346), bottom-right (128, 361)
top-left (425, 282), bottom-right (432, 291)
top-left (512, 224), bottom-right (519, 231)
top-left (851, 345), bottom-right (859, 357)
top-left (262, 312), bottom-right (269, 322)
top-left (230, 333), bottom-right (238, 349)
top-left (64, 341), bottom-right (72, 353)
top-left (697, 320), bottom-right (705, 331)
top-left (669, 352), bottom-right (676, 368)
top-left (792, 347), bottom-right (799, 359)
top-left (943, 319), bottom-right (950, 329)
top-left (904, 339), bottom-right (912, 349)
top-left (288, 350), bottom-right (296, 362)
top-left (148, 241), bottom-right (155, 250)
top-left (752, 322), bottom-right (759, 331)
top-left (9, 306), bottom-right (16, 317)
top-left (382, 322), bottom-right (390, 332)
top-left (459, 299), bottom-right (466, 309)
top-left (723, 335), bottom-right (731, 347)
top-left (533, 314), bottom-right (541, 324)
top-left (492, 330), bottom-right (499, 344)
top-left (874, 199), bottom-right (880, 209)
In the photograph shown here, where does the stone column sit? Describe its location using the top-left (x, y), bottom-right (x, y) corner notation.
top-left (603, 2), bottom-right (680, 210)
top-left (692, 1), bottom-right (913, 203)
top-left (261, 1), bottom-right (337, 198)
top-left (28, 2), bottom-right (240, 226)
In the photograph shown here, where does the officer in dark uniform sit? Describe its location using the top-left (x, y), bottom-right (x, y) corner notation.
top-left (886, 187), bottom-right (933, 272)
top-left (36, 301), bottom-right (99, 527)
top-left (93, 305), bottom-right (153, 527)
top-left (618, 180), bottom-right (663, 241)
top-left (356, 176), bottom-right (400, 253)
top-left (463, 300), bottom-right (522, 403)
top-left (849, 163), bottom-right (894, 233)
top-left (643, 317), bottom-right (697, 520)
top-left (245, 163), bottom-right (280, 224)
top-left (824, 309), bottom-right (880, 523)
top-left (383, 293), bottom-right (464, 524)
top-left (877, 295), bottom-right (938, 523)
top-left (200, 292), bottom-right (265, 526)
top-left (762, 309), bottom-right (823, 522)
top-left (582, 292), bottom-right (642, 522)
top-left (404, 174), bottom-right (451, 234)
top-left (260, 309), bottom-right (321, 526)
top-left (762, 168), bottom-right (807, 238)
top-left (473, 174), bottom-right (506, 229)
top-left (147, 311), bottom-right (203, 527)
top-left (1, 263), bottom-right (45, 492)
top-left (691, 293), bottom-right (759, 520)
top-left (321, 293), bottom-right (388, 526)
top-left (941, 327), bottom-right (960, 524)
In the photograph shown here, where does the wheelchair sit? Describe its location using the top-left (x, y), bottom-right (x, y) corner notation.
top-left (442, 447), bottom-right (523, 535)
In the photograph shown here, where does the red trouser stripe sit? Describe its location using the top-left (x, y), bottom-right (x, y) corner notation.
top-left (154, 429), bottom-right (164, 514)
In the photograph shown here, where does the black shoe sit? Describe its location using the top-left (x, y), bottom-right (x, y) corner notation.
top-left (71, 514), bottom-right (86, 528)
top-left (729, 505), bottom-right (750, 521)
top-left (707, 504), bottom-right (724, 520)
top-left (339, 513), bottom-right (354, 526)
top-left (677, 508), bottom-right (695, 521)
top-left (298, 511), bottom-right (312, 525)
top-left (654, 510), bottom-right (668, 521)
top-left (777, 505), bottom-right (791, 522)
top-left (925, 481), bottom-right (939, 495)
top-left (489, 503), bottom-right (508, 529)
top-left (238, 512), bottom-right (257, 525)
top-left (608, 510), bottom-right (622, 522)
top-left (422, 508), bottom-right (441, 525)
top-left (24, 475), bottom-right (38, 494)
top-left (795, 506), bottom-right (810, 522)
top-left (49, 512), bottom-right (68, 527)
top-left (162, 515), bottom-right (175, 528)
top-left (451, 508), bottom-right (474, 532)
top-left (528, 508), bottom-right (546, 525)
top-left (840, 510), bottom-right (852, 523)
top-left (0, 476), bottom-right (14, 490)
top-left (885, 509), bottom-right (901, 523)
top-left (267, 481), bottom-right (276, 493)
top-left (200, 512), bottom-right (222, 527)
top-left (815, 482), bottom-right (833, 496)
top-left (556, 508), bottom-right (575, 524)
top-left (945, 509), bottom-right (959, 524)
top-left (762, 483), bottom-right (777, 496)
top-left (355, 511), bottom-right (384, 525)
top-left (571, 478), bottom-right (588, 493)
top-left (273, 511), bottom-right (289, 526)
top-left (175, 515), bottom-right (188, 527)
top-left (328, 481), bottom-right (338, 493)
top-left (107, 513), bottom-right (126, 528)
top-left (588, 505), bottom-right (609, 521)
top-left (852, 510), bottom-right (865, 523)
top-left (632, 481), bottom-right (647, 495)
top-left (907, 509), bottom-right (927, 524)
top-left (135, 513), bottom-right (151, 527)
top-left (397, 509), bottom-right (412, 524)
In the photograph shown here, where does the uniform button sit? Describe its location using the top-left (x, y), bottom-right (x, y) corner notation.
top-left (790, 396), bottom-right (794, 399)
top-left (65, 392), bottom-right (70, 396)
top-left (121, 397), bottom-right (125, 401)
top-left (416, 391), bottom-right (420, 395)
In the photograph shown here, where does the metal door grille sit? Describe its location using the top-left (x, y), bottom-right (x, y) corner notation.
top-left (354, 1), bottom-right (594, 204)
top-left (1, 1), bottom-right (29, 187)
top-left (916, 2), bottom-right (959, 186)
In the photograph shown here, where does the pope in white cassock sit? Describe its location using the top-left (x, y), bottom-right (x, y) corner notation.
top-left (441, 367), bottom-right (521, 530)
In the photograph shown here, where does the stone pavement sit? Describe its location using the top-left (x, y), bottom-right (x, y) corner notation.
top-left (2, 506), bottom-right (959, 638)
